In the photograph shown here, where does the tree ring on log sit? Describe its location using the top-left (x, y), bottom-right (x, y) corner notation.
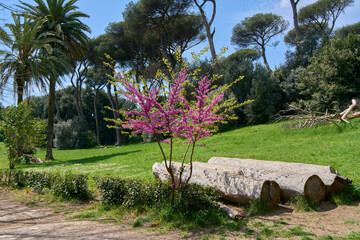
top-left (260, 180), bottom-right (281, 208)
top-left (304, 175), bottom-right (326, 203)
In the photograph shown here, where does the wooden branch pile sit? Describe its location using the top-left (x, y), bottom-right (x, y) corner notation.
top-left (276, 99), bottom-right (360, 129)
top-left (152, 158), bottom-right (351, 210)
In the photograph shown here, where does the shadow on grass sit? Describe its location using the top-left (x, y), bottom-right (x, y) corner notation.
top-left (21, 150), bottom-right (141, 170)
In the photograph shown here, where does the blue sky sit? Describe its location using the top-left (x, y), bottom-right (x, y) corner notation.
top-left (1, 0), bottom-right (360, 106)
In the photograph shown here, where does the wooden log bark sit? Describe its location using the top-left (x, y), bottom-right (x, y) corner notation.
top-left (215, 202), bottom-right (245, 220)
top-left (152, 162), bottom-right (281, 208)
top-left (189, 161), bottom-right (326, 203)
top-left (208, 157), bottom-right (351, 196)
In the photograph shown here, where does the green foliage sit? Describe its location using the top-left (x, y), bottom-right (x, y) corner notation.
top-left (335, 21), bottom-right (360, 37)
top-left (0, 170), bottom-right (90, 201)
top-left (231, 13), bottom-right (289, 49)
top-left (224, 49), bottom-right (261, 63)
top-left (26, 171), bottom-right (54, 194)
top-left (330, 183), bottom-right (360, 205)
top-left (122, 0), bottom-right (204, 70)
top-left (288, 196), bottom-right (319, 212)
top-left (0, 103), bottom-right (46, 169)
top-left (297, 33), bottom-right (360, 111)
top-left (284, 226), bottom-right (315, 238)
top-left (94, 177), bottom-right (171, 207)
top-left (0, 13), bottom-right (60, 104)
top-left (231, 13), bottom-right (288, 70)
top-left (94, 176), bottom-right (220, 221)
top-left (54, 116), bottom-right (96, 150)
top-left (173, 184), bottom-right (220, 214)
top-left (247, 200), bottom-right (271, 216)
top-left (298, 0), bottom-right (354, 36)
top-left (244, 64), bottom-right (281, 124)
top-left (52, 172), bottom-right (90, 201)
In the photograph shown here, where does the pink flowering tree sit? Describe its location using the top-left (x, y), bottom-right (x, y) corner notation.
top-left (107, 49), bottom-right (250, 204)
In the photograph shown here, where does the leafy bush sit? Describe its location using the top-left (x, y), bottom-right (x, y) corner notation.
top-left (94, 177), bottom-right (171, 208)
top-left (54, 116), bottom-right (96, 150)
top-left (0, 170), bottom-right (28, 188)
top-left (52, 172), bottom-right (90, 201)
top-left (27, 171), bottom-right (55, 194)
top-left (94, 177), bottom-right (128, 205)
top-left (95, 176), bottom-right (221, 215)
top-left (173, 184), bottom-right (220, 214)
top-left (0, 103), bottom-right (46, 169)
top-left (0, 170), bottom-right (90, 201)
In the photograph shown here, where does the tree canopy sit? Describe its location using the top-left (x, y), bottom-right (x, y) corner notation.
top-left (231, 13), bottom-right (288, 71)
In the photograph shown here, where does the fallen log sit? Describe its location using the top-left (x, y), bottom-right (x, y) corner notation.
top-left (208, 157), bottom-right (351, 196)
top-left (275, 99), bottom-right (360, 128)
top-left (152, 161), bottom-right (281, 208)
top-left (216, 202), bottom-right (245, 220)
top-left (187, 161), bottom-right (326, 203)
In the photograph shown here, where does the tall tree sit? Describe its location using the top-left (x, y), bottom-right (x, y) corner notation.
top-left (86, 67), bottom-right (108, 145)
top-left (297, 34), bottom-right (360, 112)
top-left (298, 0), bottom-right (354, 37)
top-left (193, 0), bottom-right (219, 73)
top-left (290, 0), bottom-right (301, 39)
top-left (123, 0), bottom-right (203, 68)
top-left (231, 13), bottom-right (289, 71)
top-left (70, 58), bottom-right (88, 117)
top-left (19, 0), bottom-right (90, 160)
top-left (0, 13), bottom-right (57, 105)
top-left (335, 21), bottom-right (360, 37)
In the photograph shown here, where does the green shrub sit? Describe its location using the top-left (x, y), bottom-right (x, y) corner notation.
top-left (94, 177), bottom-right (128, 205)
top-left (52, 172), bottom-right (90, 201)
top-left (0, 170), bottom-right (90, 201)
top-left (94, 177), bottom-right (221, 213)
top-left (27, 171), bottom-right (55, 194)
top-left (0, 170), bottom-right (28, 188)
top-left (54, 116), bottom-right (96, 150)
top-left (173, 184), bottom-right (220, 215)
top-left (0, 103), bottom-right (46, 169)
top-left (94, 177), bottom-right (171, 208)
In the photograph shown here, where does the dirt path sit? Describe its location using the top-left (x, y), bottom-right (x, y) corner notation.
top-left (0, 189), bottom-right (181, 240)
top-left (1, 188), bottom-right (359, 239)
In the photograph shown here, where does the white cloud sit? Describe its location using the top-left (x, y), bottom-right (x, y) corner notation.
top-left (280, 0), bottom-right (290, 8)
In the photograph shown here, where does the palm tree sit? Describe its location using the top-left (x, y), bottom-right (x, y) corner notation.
top-left (0, 13), bottom-right (58, 104)
top-left (19, 0), bottom-right (90, 160)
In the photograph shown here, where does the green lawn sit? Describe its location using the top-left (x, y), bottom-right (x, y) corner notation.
top-left (1, 119), bottom-right (359, 184)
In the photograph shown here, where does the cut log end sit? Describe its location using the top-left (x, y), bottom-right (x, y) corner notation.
top-left (304, 175), bottom-right (326, 204)
top-left (260, 180), bottom-right (281, 209)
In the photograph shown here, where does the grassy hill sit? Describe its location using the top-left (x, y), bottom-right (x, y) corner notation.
top-left (1, 120), bottom-right (359, 184)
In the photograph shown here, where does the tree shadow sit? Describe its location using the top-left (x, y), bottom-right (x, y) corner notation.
top-left (21, 150), bottom-right (141, 170)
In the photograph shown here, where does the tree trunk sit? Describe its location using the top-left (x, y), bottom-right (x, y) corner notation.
top-left (45, 78), bottom-right (56, 160)
top-left (194, 0), bottom-right (219, 74)
top-left (114, 85), bottom-right (122, 145)
top-left (208, 157), bottom-right (351, 196)
top-left (94, 91), bottom-right (101, 145)
top-left (107, 83), bottom-right (121, 146)
top-left (261, 44), bottom-right (271, 71)
top-left (205, 22), bottom-right (219, 73)
top-left (9, 149), bottom-right (15, 169)
top-left (78, 86), bottom-right (84, 117)
top-left (152, 161), bottom-right (281, 208)
top-left (16, 81), bottom-right (24, 105)
top-left (290, 0), bottom-right (300, 39)
top-left (55, 96), bottom-right (61, 122)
